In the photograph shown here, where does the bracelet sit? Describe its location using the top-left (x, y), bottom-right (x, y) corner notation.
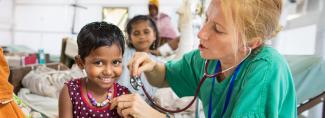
top-left (166, 112), bottom-right (171, 118)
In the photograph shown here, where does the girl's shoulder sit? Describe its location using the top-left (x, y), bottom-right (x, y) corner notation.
top-left (65, 78), bottom-right (84, 92)
top-left (65, 78), bottom-right (82, 85)
top-left (123, 47), bottom-right (135, 58)
top-left (122, 47), bottom-right (136, 64)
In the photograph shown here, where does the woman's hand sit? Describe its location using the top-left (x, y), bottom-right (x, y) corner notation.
top-left (128, 52), bottom-right (156, 77)
top-left (128, 52), bottom-right (168, 87)
top-left (110, 93), bottom-right (165, 118)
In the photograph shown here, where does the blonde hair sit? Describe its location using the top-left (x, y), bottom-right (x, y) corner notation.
top-left (220, 0), bottom-right (282, 45)
top-left (213, 0), bottom-right (282, 62)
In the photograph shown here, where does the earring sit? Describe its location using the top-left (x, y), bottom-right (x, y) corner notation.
top-left (152, 42), bottom-right (156, 49)
top-left (82, 69), bottom-right (87, 76)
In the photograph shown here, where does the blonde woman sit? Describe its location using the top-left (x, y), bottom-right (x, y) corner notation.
top-left (111, 0), bottom-right (297, 117)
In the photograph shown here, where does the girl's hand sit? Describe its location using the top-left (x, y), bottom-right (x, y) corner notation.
top-left (149, 50), bottom-right (161, 56)
top-left (110, 93), bottom-right (165, 118)
top-left (128, 52), bottom-right (157, 77)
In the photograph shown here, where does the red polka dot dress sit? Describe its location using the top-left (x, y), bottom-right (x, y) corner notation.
top-left (65, 79), bottom-right (129, 118)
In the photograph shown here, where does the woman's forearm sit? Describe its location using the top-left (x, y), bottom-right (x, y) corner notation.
top-left (144, 62), bottom-right (169, 88)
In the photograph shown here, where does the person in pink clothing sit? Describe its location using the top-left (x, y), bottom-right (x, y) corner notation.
top-left (151, 13), bottom-right (178, 41)
top-left (148, 0), bottom-right (180, 56)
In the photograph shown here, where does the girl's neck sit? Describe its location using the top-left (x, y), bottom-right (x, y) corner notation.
top-left (135, 48), bottom-right (150, 53)
top-left (84, 79), bottom-right (112, 96)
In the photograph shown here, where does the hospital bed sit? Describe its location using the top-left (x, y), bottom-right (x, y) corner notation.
top-left (285, 55), bottom-right (325, 116)
top-left (8, 63), bottom-right (69, 118)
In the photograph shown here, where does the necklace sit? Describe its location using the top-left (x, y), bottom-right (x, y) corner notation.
top-left (85, 83), bottom-right (114, 107)
top-left (218, 48), bottom-right (252, 74)
top-left (207, 48), bottom-right (252, 118)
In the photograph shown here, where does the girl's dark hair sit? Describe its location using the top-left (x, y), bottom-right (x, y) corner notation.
top-left (126, 15), bottom-right (159, 50)
top-left (77, 21), bottom-right (125, 60)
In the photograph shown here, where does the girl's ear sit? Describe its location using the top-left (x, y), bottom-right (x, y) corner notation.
top-left (153, 31), bottom-right (157, 41)
top-left (75, 55), bottom-right (84, 69)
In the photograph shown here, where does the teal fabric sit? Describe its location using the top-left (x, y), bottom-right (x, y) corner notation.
top-left (4, 45), bottom-right (60, 62)
top-left (5, 45), bottom-right (35, 53)
top-left (165, 46), bottom-right (297, 117)
top-left (285, 55), bottom-right (325, 104)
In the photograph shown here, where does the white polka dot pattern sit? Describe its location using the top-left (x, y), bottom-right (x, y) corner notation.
top-left (65, 79), bottom-right (130, 118)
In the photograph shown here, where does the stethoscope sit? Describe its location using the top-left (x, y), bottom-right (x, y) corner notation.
top-left (130, 48), bottom-right (252, 114)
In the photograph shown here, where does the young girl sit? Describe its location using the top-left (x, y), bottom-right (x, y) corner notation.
top-left (59, 22), bottom-right (129, 118)
top-left (118, 15), bottom-right (160, 103)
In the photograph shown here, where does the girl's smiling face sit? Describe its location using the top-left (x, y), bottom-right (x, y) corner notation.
top-left (80, 44), bottom-right (123, 89)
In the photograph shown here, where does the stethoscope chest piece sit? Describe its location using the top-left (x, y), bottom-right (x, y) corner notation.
top-left (130, 76), bottom-right (143, 91)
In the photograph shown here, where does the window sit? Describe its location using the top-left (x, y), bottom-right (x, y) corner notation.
top-left (102, 7), bottom-right (128, 31)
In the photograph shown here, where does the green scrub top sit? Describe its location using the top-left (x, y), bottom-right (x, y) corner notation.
top-left (165, 46), bottom-right (297, 118)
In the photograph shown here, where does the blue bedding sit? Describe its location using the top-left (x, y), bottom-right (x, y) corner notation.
top-left (285, 55), bottom-right (325, 104)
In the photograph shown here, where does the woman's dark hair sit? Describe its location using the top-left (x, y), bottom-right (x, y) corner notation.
top-left (77, 21), bottom-right (125, 60)
top-left (126, 15), bottom-right (160, 50)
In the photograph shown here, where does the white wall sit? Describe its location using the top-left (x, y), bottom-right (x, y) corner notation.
top-left (0, 0), bottom-right (13, 45)
top-left (273, 0), bottom-right (324, 55)
top-left (315, 0), bottom-right (325, 56)
top-left (275, 25), bottom-right (317, 55)
top-left (7, 0), bottom-right (181, 55)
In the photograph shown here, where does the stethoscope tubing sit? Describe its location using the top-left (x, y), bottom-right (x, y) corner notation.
top-left (137, 48), bottom-right (252, 114)
top-left (141, 60), bottom-right (217, 113)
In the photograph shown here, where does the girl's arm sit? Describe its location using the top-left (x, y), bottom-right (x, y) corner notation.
top-left (59, 85), bottom-right (73, 118)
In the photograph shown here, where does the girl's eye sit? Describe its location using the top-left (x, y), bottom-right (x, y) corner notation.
top-left (112, 60), bottom-right (122, 66)
top-left (144, 29), bottom-right (151, 34)
top-left (94, 61), bottom-right (103, 66)
top-left (133, 31), bottom-right (140, 36)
